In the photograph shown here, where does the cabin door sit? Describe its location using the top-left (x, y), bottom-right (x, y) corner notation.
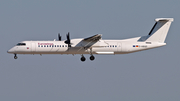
top-left (117, 43), bottom-right (121, 51)
top-left (31, 43), bottom-right (36, 52)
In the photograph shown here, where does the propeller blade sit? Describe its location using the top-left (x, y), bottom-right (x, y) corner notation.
top-left (58, 33), bottom-right (61, 41)
top-left (64, 32), bottom-right (71, 47)
top-left (67, 32), bottom-right (70, 41)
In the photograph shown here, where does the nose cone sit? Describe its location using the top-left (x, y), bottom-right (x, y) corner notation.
top-left (7, 48), bottom-right (15, 54)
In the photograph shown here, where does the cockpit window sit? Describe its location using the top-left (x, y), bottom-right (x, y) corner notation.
top-left (16, 43), bottom-right (26, 46)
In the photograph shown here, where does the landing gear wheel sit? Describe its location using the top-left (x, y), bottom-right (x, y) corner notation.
top-left (90, 55), bottom-right (95, 61)
top-left (14, 54), bottom-right (18, 59)
top-left (81, 56), bottom-right (86, 62)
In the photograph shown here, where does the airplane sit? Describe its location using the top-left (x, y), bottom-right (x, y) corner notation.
top-left (7, 18), bottom-right (174, 62)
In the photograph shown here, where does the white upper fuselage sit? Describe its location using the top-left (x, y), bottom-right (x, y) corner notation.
top-left (7, 37), bottom-right (166, 55)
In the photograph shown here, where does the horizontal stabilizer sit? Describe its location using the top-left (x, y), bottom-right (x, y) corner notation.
top-left (155, 18), bottom-right (174, 22)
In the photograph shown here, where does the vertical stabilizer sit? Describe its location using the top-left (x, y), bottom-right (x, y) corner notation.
top-left (146, 18), bottom-right (173, 43)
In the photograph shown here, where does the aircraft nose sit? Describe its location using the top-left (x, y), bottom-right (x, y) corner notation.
top-left (7, 50), bottom-right (12, 53)
top-left (7, 48), bottom-right (15, 53)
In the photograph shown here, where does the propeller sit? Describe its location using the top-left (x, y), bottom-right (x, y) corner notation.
top-left (64, 32), bottom-right (71, 47)
top-left (58, 33), bottom-right (61, 41)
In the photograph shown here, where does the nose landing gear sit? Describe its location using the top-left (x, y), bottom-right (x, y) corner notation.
top-left (14, 54), bottom-right (18, 59)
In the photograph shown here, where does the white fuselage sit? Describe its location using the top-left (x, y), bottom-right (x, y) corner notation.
top-left (7, 18), bottom-right (173, 61)
top-left (7, 37), bottom-right (166, 55)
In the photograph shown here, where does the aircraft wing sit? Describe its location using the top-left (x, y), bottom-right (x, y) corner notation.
top-left (83, 34), bottom-right (102, 41)
top-left (74, 34), bottom-right (106, 50)
top-left (82, 34), bottom-right (102, 48)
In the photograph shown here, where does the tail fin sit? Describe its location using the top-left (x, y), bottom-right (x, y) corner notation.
top-left (146, 18), bottom-right (174, 43)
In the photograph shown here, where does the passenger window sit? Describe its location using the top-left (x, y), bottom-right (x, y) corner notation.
top-left (49, 45), bottom-right (51, 47)
top-left (44, 45), bottom-right (46, 47)
top-left (55, 45), bottom-right (56, 47)
top-left (47, 45), bottom-right (48, 47)
top-left (41, 45), bottom-right (43, 47)
top-left (60, 45), bottom-right (61, 47)
top-left (57, 45), bottom-right (59, 47)
top-left (38, 45), bottom-right (40, 47)
top-left (62, 45), bottom-right (64, 47)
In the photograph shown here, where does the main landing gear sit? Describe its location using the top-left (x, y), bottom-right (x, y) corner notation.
top-left (81, 55), bottom-right (86, 62)
top-left (80, 48), bottom-right (95, 62)
top-left (14, 54), bottom-right (18, 59)
top-left (90, 55), bottom-right (95, 61)
top-left (80, 55), bottom-right (95, 62)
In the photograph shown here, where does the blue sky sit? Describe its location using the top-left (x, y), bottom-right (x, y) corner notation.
top-left (1, 0), bottom-right (180, 101)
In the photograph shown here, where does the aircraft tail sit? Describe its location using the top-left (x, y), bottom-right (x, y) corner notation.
top-left (145, 18), bottom-right (174, 43)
